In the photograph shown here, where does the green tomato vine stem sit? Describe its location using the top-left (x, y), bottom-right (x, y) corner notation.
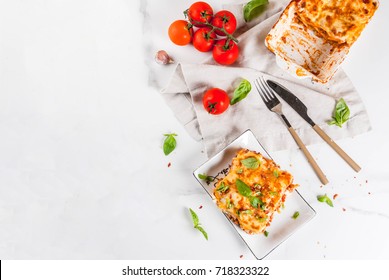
top-left (185, 14), bottom-right (239, 44)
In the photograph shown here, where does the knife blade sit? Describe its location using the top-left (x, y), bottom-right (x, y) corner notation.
top-left (267, 79), bottom-right (361, 172)
top-left (267, 80), bottom-right (316, 127)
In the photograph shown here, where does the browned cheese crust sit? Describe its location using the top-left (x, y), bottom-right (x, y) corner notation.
top-left (295, 0), bottom-right (379, 45)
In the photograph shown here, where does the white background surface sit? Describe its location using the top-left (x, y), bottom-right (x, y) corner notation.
top-left (0, 0), bottom-right (388, 260)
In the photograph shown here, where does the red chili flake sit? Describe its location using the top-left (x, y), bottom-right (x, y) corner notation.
top-left (368, 192), bottom-right (371, 195)
top-left (342, 208), bottom-right (346, 212)
top-left (199, 205), bottom-right (203, 209)
top-left (354, 176), bottom-right (356, 179)
top-left (320, 185), bottom-right (323, 188)
top-left (333, 194), bottom-right (339, 200)
top-left (240, 255), bottom-right (243, 259)
top-left (366, 180), bottom-right (368, 184)
top-left (167, 162), bottom-right (171, 167)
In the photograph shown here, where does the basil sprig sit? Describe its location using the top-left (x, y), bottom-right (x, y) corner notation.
top-left (189, 208), bottom-right (208, 240)
top-left (241, 157), bottom-right (260, 169)
top-left (198, 173), bottom-right (215, 182)
top-left (230, 79), bottom-right (252, 105)
top-left (216, 182), bottom-right (229, 193)
top-left (163, 133), bottom-right (177, 155)
top-left (236, 179), bottom-right (265, 209)
top-left (317, 194), bottom-right (334, 207)
top-left (328, 98), bottom-right (350, 127)
top-left (243, 0), bottom-right (269, 22)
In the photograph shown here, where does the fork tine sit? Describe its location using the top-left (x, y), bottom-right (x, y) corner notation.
top-left (254, 79), bottom-right (268, 103)
top-left (257, 77), bottom-right (273, 104)
top-left (259, 76), bottom-right (276, 101)
top-left (257, 78), bottom-right (269, 101)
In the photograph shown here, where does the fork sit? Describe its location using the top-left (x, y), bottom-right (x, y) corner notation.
top-left (255, 76), bottom-right (329, 185)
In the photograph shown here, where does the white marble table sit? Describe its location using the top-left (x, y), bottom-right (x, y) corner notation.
top-left (0, 0), bottom-right (388, 260)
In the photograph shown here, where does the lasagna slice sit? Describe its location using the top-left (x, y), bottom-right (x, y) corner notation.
top-left (296, 0), bottom-right (379, 45)
top-left (213, 149), bottom-right (297, 235)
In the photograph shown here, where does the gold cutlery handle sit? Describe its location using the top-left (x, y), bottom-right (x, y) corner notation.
top-left (288, 127), bottom-right (329, 185)
top-left (313, 125), bottom-right (361, 172)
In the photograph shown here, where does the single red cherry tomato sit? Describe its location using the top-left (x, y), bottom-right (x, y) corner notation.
top-left (212, 39), bottom-right (239, 65)
top-left (168, 20), bottom-right (193, 46)
top-left (202, 88), bottom-right (230, 115)
top-left (211, 10), bottom-right (237, 36)
top-left (193, 27), bottom-right (217, 52)
top-left (187, 1), bottom-right (213, 27)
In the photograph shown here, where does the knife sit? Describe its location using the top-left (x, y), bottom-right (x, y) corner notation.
top-left (267, 79), bottom-right (361, 172)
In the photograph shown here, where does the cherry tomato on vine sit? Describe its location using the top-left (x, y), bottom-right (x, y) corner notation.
top-left (212, 39), bottom-right (239, 65)
top-left (202, 88), bottom-right (230, 115)
top-left (168, 20), bottom-right (193, 46)
top-left (187, 1), bottom-right (213, 27)
top-left (211, 10), bottom-right (237, 36)
top-left (193, 27), bottom-right (217, 52)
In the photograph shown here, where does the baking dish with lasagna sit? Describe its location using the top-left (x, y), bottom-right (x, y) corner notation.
top-left (265, 0), bottom-right (379, 83)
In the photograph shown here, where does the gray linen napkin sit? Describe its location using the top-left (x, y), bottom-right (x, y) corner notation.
top-left (161, 1), bottom-right (371, 157)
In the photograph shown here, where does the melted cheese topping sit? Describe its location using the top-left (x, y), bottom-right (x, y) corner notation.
top-left (213, 149), bottom-right (297, 235)
top-left (296, 0), bottom-right (379, 45)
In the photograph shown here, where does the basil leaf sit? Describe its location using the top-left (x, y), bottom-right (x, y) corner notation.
top-left (264, 230), bottom-right (269, 237)
top-left (243, 0), bottom-right (269, 22)
top-left (256, 216), bottom-right (267, 223)
top-left (189, 208), bottom-right (199, 227)
top-left (328, 98), bottom-right (350, 128)
top-left (241, 210), bottom-right (253, 215)
top-left (249, 196), bottom-right (260, 208)
top-left (198, 173), bottom-right (214, 182)
top-left (163, 133), bottom-right (177, 155)
top-left (241, 157), bottom-right (260, 169)
top-left (230, 79), bottom-right (252, 105)
top-left (216, 182), bottom-right (229, 193)
top-left (317, 194), bottom-right (334, 207)
top-left (292, 211), bottom-right (300, 219)
top-left (236, 179), bottom-right (252, 197)
top-left (190, 209), bottom-right (208, 240)
top-left (226, 198), bottom-right (233, 209)
top-left (273, 170), bottom-right (279, 178)
top-left (195, 225), bottom-right (208, 240)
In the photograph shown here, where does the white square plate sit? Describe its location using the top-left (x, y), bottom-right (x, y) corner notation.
top-left (193, 129), bottom-right (316, 259)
